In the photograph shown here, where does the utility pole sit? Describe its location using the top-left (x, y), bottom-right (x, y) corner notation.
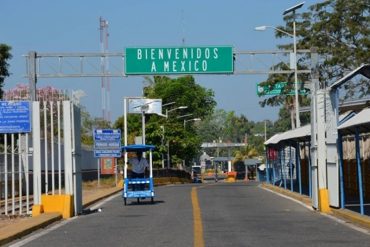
top-left (28, 51), bottom-right (37, 101)
top-left (99, 17), bottom-right (110, 123)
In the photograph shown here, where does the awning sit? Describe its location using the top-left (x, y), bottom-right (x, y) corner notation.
top-left (329, 64), bottom-right (370, 91)
top-left (264, 125), bottom-right (310, 146)
top-left (338, 108), bottom-right (370, 134)
top-left (264, 133), bottom-right (282, 145)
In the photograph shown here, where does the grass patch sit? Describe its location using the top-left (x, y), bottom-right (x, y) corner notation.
top-left (83, 176), bottom-right (119, 190)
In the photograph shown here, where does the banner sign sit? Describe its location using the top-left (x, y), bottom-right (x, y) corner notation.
top-left (125, 46), bottom-right (234, 75)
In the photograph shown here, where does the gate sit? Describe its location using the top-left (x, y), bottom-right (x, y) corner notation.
top-left (0, 132), bottom-right (30, 215)
top-left (0, 100), bottom-right (82, 217)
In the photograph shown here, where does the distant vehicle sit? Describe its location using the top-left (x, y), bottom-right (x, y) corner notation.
top-left (191, 165), bottom-right (202, 183)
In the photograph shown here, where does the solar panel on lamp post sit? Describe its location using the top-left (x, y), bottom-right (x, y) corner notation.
top-left (255, 2), bottom-right (304, 128)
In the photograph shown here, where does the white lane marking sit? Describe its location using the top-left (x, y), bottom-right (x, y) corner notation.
top-left (259, 185), bottom-right (313, 211)
top-left (259, 185), bottom-right (370, 235)
top-left (9, 192), bottom-right (121, 247)
top-left (9, 217), bottom-right (78, 247)
top-left (322, 213), bottom-right (370, 235)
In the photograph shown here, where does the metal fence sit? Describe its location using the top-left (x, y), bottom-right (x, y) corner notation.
top-left (0, 133), bottom-right (31, 215)
top-left (0, 100), bottom-right (82, 216)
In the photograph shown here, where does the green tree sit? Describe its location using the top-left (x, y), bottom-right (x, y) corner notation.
top-left (196, 109), bottom-right (228, 143)
top-left (273, 107), bottom-right (292, 133)
top-left (234, 145), bottom-right (259, 162)
top-left (196, 109), bottom-right (270, 158)
top-left (80, 108), bottom-right (111, 146)
top-left (223, 112), bottom-right (253, 143)
top-left (295, 0), bottom-right (370, 91)
top-left (145, 76), bottom-right (216, 118)
top-left (259, 0), bottom-right (369, 130)
top-left (0, 44), bottom-right (12, 98)
top-left (143, 75), bottom-right (216, 167)
top-left (113, 114), bottom-right (141, 145)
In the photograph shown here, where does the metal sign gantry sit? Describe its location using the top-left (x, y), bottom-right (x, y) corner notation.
top-left (25, 49), bottom-right (312, 100)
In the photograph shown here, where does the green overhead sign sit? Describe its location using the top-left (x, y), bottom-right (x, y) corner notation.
top-left (125, 46), bottom-right (234, 75)
top-left (257, 82), bottom-right (308, 96)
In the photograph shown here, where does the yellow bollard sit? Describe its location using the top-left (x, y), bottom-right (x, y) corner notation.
top-left (319, 189), bottom-right (331, 213)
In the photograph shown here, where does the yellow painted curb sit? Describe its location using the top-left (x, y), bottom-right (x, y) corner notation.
top-left (331, 209), bottom-right (370, 229)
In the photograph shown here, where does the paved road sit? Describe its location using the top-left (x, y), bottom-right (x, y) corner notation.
top-left (10, 182), bottom-right (370, 247)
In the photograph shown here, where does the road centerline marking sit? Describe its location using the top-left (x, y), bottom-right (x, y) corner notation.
top-left (191, 187), bottom-right (205, 247)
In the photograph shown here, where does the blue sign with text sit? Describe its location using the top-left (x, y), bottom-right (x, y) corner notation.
top-left (0, 101), bottom-right (31, 133)
top-left (93, 129), bottom-right (122, 158)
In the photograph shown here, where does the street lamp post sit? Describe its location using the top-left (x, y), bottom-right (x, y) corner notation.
top-left (254, 2), bottom-right (304, 128)
top-left (162, 105), bottom-right (188, 169)
top-left (184, 118), bottom-right (201, 128)
top-left (284, 2), bottom-right (304, 128)
top-left (165, 106), bottom-right (188, 118)
top-left (183, 117), bottom-right (201, 170)
top-left (140, 104), bottom-right (149, 145)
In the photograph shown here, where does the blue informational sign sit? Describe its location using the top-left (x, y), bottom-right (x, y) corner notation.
top-left (0, 101), bottom-right (31, 133)
top-left (93, 129), bottom-right (122, 158)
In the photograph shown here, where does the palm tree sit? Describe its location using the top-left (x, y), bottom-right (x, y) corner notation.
top-left (234, 145), bottom-right (259, 162)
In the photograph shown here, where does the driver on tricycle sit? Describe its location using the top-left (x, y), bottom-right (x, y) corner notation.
top-left (128, 150), bottom-right (149, 190)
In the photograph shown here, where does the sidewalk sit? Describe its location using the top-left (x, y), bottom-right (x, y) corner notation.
top-left (261, 183), bottom-right (370, 230)
top-left (0, 186), bottom-right (122, 246)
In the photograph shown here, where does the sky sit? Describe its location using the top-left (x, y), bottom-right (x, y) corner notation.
top-left (1, 0), bottom-right (319, 123)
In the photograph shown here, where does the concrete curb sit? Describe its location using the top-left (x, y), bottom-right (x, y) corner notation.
top-left (330, 208), bottom-right (370, 229)
top-left (261, 183), bottom-right (370, 230)
top-left (83, 187), bottom-right (122, 208)
top-left (0, 187), bottom-right (123, 246)
top-left (0, 213), bottom-right (62, 246)
top-left (261, 183), bottom-right (312, 206)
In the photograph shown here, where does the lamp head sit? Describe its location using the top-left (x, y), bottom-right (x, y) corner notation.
top-left (254, 26), bottom-right (267, 31)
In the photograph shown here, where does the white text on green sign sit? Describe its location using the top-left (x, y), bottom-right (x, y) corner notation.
top-left (257, 82), bottom-right (308, 96)
top-left (125, 46), bottom-right (234, 75)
